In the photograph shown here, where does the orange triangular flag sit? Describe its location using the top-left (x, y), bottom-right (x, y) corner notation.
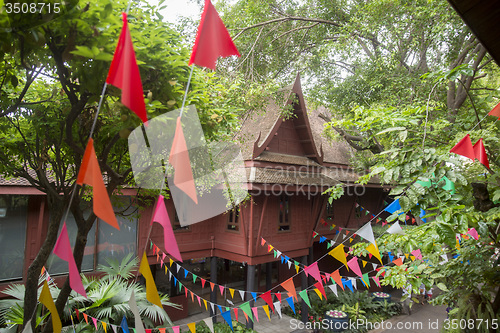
top-left (281, 277), bottom-right (298, 301)
top-left (169, 117), bottom-right (198, 204)
top-left (76, 139), bottom-right (119, 229)
top-left (331, 270), bottom-right (344, 290)
top-left (393, 258), bottom-right (403, 266)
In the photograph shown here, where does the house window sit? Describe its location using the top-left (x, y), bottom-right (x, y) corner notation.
top-left (0, 195), bottom-right (28, 282)
top-left (325, 201), bottom-right (334, 221)
top-left (278, 195), bottom-right (290, 231)
top-left (227, 207), bottom-right (239, 232)
top-left (47, 196), bottom-right (138, 274)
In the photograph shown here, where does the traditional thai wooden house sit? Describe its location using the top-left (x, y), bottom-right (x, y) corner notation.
top-left (0, 75), bottom-right (387, 322)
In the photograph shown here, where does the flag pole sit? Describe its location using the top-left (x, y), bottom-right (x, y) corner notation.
top-left (179, 65), bottom-right (195, 118)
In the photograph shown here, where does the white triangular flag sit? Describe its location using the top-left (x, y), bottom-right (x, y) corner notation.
top-left (342, 234), bottom-right (347, 239)
top-left (287, 260), bottom-right (292, 269)
top-left (111, 324), bottom-right (118, 333)
top-left (274, 301), bottom-right (282, 318)
top-left (372, 263), bottom-right (378, 270)
top-left (168, 271), bottom-right (172, 280)
top-left (128, 291), bottom-right (147, 333)
top-left (203, 318), bottom-right (214, 333)
top-left (440, 254), bottom-right (448, 264)
top-left (328, 284), bottom-right (338, 297)
top-left (22, 320), bottom-right (33, 333)
top-left (239, 290), bottom-right (245, 301)
top-left (227, 299), bottom-right (234, 306)
top-left (276, 250), bottom-right (282, 257)
top-left (349, 277), bottom-right (357, 290)
top-left (176, 263), bottom-right (182, 273)
top-left (387, 221), bottom-right (405, 235)
top-left (355, 222), bottom-right (376, 244)
top-left (210, 302), bottom-right (215, 313)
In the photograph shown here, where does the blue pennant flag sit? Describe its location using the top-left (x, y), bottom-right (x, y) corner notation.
top-left (319, 236), bottom-right (326, 243)
top-left (251, 292), bottom-right (257, 301)
top-left (284, 255), bottom-right (289, 262)
top-left (286, 296), bottom-right (295, 314)
top-left (420, 208), bottom-right (427, 223)
top-left (281, 256), bottom-right (285, 264)
top-left (184, 268), bottom-right (189, 278)
top-left (384, 199), bottom-right (403, 215)
top-left (218, 305), bottom-right (223, 313)
top-left (221, 310), bottom-right (234, 331)
top-left (121, 316), bottom-right (130, 333)
top-left (173, 277), bottom-right (177, 286)
top-left (342, 278), bottom-right (354, 292)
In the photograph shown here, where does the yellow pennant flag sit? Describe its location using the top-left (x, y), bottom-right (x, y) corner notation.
top-left (169, 258), bottom-right (174, 266)
top-left (203, 299), bottom-right (208, 310)
top-left (188, 322), bottom-right (196, 333)
top-left (328, 244), bottom-right (348, 269)
top-left (102, 322), bottom-right (107, 333)
top-left (295, 265), bottom-right (300, 274)
top-left (366, 243), bottom-right (382, 265)
top-left (229, 288), bottom-right (235, 298)
top-left (313, 288), bottom-right (323, 300)
top-left (349, 238), bottom-right (353, 243)
top-left (405, 254), bottom-right (409, 259)
top-left (362, 260), bottom-right (367, 268)
top-left (39, 281), bottom-right (62, 333)
top-left (263, 305), bottom-right (271, 321)
top-left (139, 252), bottom-right (163, 308)
top-left (410, 255), bottom-right (416, 261)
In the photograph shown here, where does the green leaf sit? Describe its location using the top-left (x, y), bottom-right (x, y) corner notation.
top-left (71, 45), bottom-right (95, 58)
top-left (436, 283), bottom-right (448, 292)
top-left (376, 127), bottom-right (406, 135)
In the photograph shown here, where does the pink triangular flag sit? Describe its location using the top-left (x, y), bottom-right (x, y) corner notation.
top-left (468, 228), bottom-right (479, 240)
top-left (304, 262), bottom-right (322, 285)
top-left (53, 222), bottom-right (87, 298)
top-left (92, 317), bottom-right (98, 329)
top-left (219, 285), bottom-right (225, 295)
top-left (252, 307), bottom-right (259, 322)
top-left (372, 276), bottom-right (381, 287)
top-left (347, 257), bottom-right (363, 277)
top-left (410, 249), bottom-right (422, 260)
top-left (152, 195), bottom-right (183, 262)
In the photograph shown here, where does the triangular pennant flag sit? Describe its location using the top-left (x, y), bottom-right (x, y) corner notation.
top-left (251, 292), bottom-right (257, 301)
top-left (393, 257), bottom-right (403, 266)
top-left (192, 274), bottom-right (197, 283)
top-left (347, 257), bottom-right (363, 277)
top-left (384, 199), bottom-right (403, 215)
top-left (197, 295), bottom-right (201, 307)
top-left (372, 276), bottom-right (381, 287)
top-left (274, 301), bottom-right (282, 318)
top-left (221, 310), bottom-right (234, 330)
top-left (287, 260), bottom-right (292, 269)
top-left (260, 291), bottom-right (274, 312)
top-left (233, 308), bottom-right (238, 321)
top-left (203, 318), bottom-right (214, 333)
top-left (187, 322), bottom-right (196, 333)
top-left (286, 296), bottom-right (296, 314)
top-left (281, 277), bottom-right (298, 301)
top-left (488, 101), bottom-right (500, 118)
top-left (304, 262), bottom-right (323, 285)
top-left (53, 222), bottom-right (87, 297)
top-left (152, 195), bottom-right (183, 261)
top-left (172, 327), bottom-right (180, 333)
top-left (112, 324), bottom-right (119, 333)
top-left (263, 305), bottom-right (271, 321)
top-left (450, 134), bottom-right (475, 160)
top-left (366, 243), bottom-right (383, 265)
top-left (355, 222), bottom-right (376, 244)
top-left (201, 278), bottom-right (206, 288)
top-left (295, 264), bottom-right (300, 274)
top-left (102, 321), bottom-right (108, 332)
top-left (39, 281), bottom-right (62, 333)
top-left (342, 278), bottom-right (354, 292)
top-left (411, 249), bottom-right (422, 260)
top-left (239, 290), bottom-right (245, 300)
top-left (349, 277), bottom-right (358, 290)
top-left (138, 252), bottom-right (163, 308)
top-left (361, 273), bottom-right (370, 288)
top-left (319, 236), bottom-right (327, 243)
top-left (240, 302), bottom-right (253, 322)
top-left (203, 299), bottom-right (208, 310)
top-left (209, 282), bottom-right (215, 291)
top-left (328, 284), bottom-right (338, 297)
top-left (314, 282), bottom-right (326, 299)
top-left (331, 270), bottom-right (344, 290)
top-left (261, 238), bottom-right (266, 246)
top-left (190, 291), bottom-right (195, 302)
top-left (83, 313), bottom-right (89, 324)
top-left (229, 288), bottom-right (235, 298)
top-left (76, 139), bottom-right (119, 229)
top-left (299, 290), bottom-right (311, 308)
top-left (372, 263), bottom-right (378, 270)
top-left (210, 302), bottom-right (215, 314)
top-left (189, 0), bottom-right (240, 70)
top-left (121, 316), bottom-right (130, 333)
top-left (92, 317), bottom-right (98, 329)
top-left (387, 221), bottom-right (404, 235)
top-left (169, 116), bottom-right (198, 204)
top-left (468, 228), bottom-right (479, 240)
top-left (362, 260), bottom-right (367, 267)
top-left (275, 292), bottom-right (282, 302)
top-left (219, 285), bottom-right (225, 296)
top-left (328, 244), bottom-right (348, 268)
top-left (473, 138), bottom-right (489, 168)
top-left (252, 307), bottom-right (259, 322)
top-left (106, 13), bottom-right (147, 123)
top-left (21, 320), bottom-right (33, 333)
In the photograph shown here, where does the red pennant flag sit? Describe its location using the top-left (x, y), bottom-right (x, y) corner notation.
top-left (450, 134), bottom-right (475, 160)
top-left (77, 139), bottom-right (119, 229)
top-left (488, 101), bottom-right (500, 118)
top-left (169, 117), bottom-right (198, 204)
top-left (106, 13), bottom-right (147, 123)
top-left (260, 291), bottom-right (274, 313)
top-left (189, 0), bottom-right (240, 70)
top-left (314, 282), bottom-right (326, 299)
top-left (473, 138), bottom-right (489, 168)
top-left (53, 222), bottom-right (87, 298)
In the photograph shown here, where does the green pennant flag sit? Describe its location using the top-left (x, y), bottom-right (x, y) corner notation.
top-left (150, 240), bottom-right (153, 249)
top-left (299, 290), bottom-right (311, 308)
top-left (273, 250), bottom-right (278, 258)
top-left (327, 242), bottom-right (332, 249)
top-left (240, 302), bottom-right (253, 322)
top-left (178, 282), bottom-right (183, 292)
top-left (294, 260), bottom-right (300, 266)
top-left (440, 176), bottom-right (455, 194)
top-left (193, 274), bottom-right (197, 283)
top-left (361, 273), bottom-right (370, 288)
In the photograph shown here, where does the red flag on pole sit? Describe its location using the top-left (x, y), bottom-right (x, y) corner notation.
top-left (106, 13), bottom-right (148, 123)
top-left (450, 134), bottom-right (475, 160)
top-left (473, 138), bottom-right (489, 168)
top-left (77, 139), bottom-right (119, 230)
top-left (189, 0), bottom-right (240, 69)
top-left (53, 222), bottom-right (87, 298)
top-left (169, 117), bottom-right (198, 204)
top-left (488, 102), bottom-right (500, 118)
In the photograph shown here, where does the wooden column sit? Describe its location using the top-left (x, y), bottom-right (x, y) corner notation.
top-left (301, 255), bottom-right (309, 324)
top-left (245, 264), bottom-right (256, 329)
top-left (210, 256), bottom-right (218, 323)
